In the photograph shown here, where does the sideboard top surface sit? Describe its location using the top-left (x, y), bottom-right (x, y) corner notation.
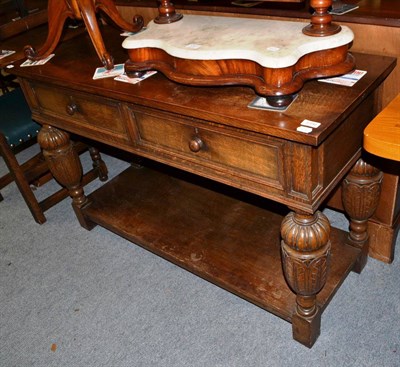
top-left (10, 26), bottom-right (396, 146)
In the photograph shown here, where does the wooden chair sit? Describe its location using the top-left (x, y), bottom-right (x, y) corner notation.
top-left (0, 87), bottom-right (108, 224)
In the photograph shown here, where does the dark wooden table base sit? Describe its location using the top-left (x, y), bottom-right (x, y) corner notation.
top-left (12, 27), bottom-right (396, 347)
top-left (81, 161), bottom-right (360, 339)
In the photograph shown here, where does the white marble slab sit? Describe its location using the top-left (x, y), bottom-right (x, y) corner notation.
top-left (122, 15), bottom-right (354, 68)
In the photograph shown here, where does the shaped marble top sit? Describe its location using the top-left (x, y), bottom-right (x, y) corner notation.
top-left (122, 15), bottom-right (354, 68)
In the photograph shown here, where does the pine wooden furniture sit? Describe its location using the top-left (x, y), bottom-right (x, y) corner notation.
top-left (10, 27), bottom-right (396, 347)
top-left (364, 93), bottom-right (400, 162)
top-left (0, 87), bottom-right (108, 224)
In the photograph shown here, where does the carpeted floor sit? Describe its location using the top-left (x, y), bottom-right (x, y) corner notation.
top-left (1, 147), bottom-right (399, 367)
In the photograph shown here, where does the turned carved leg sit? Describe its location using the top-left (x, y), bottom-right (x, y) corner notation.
top-left (37, 125), bottom-right (94, 229)
top-left (77, 0), bottom-right (115, 69)
top-left (281, 210), bottom-right (331, 348)
top-left (342, 158), bottom-right (383, 273)
top-left (88, 146), bottom-right (108, 181)
top-left (24, 0), bottom-right (72, 62)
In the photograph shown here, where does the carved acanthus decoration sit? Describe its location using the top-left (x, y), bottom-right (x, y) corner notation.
top-left (38, 125), bottom-right (87, 207)
top-left (342, 158), bottom-right (383, 246)
top-left (281, 241), bottom-right (330, 297)
top-left (281, 211), bottom-right (331, 317)
top-left (37, 124), bottom-right (70, 151)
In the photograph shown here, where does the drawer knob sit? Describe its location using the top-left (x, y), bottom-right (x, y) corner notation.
top-left (66, 103), bottom-right (78, 115)
top-left (189, 136), bottom-right (204, 152)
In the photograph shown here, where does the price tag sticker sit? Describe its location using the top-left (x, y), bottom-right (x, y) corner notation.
top-left (301, 119), bottom-right (321, 128)
top-left (296, 126), bottom-right (313, 134)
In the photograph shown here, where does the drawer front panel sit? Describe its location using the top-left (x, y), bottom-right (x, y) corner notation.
top-left (31, 84), bottom-right (130, 142)
top-left (133, 108), bottom-right (284, 186)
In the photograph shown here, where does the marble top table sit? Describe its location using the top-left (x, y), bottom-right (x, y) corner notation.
top-left (122, 15), bottom-right (354, 68)
top-left (123, 15), bottom-right (355, 106)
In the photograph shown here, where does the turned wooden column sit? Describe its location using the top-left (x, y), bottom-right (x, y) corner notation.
top-left (342, 158), bottom-right (383, 273)
top-left (37, 125), bottom-right (94, 229)
top-left (154, 0), bottom-right (183, 24)
top-left (281, 210), bottom-right (331, 348)
top-left (303, 0), bottom-right (341, 37)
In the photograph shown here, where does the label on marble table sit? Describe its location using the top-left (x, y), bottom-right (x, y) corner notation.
top-left (0, 50), bottom-right (15, 60)
top-left (296, 126), bottom-right (313, 134)
top-left (301, 120), bottom-right (321, 129)
top-left (318, 70), bottom-right (367, 87)
top-left (20, 54), bottom-right (54, 67)
top-left (93, 64), bottom-right (124, 79)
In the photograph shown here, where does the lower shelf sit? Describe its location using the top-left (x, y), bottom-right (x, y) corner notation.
top-left (81, 163), bottom-right (360, 323)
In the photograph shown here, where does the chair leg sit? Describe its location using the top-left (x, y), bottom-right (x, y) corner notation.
top-left (0, 137), bottom-right (108, 224)
top-left (0, 134), bottom-right (46, 224)
top-left (0, 171), bottom-right (14, 190)
top-left (88, 146), bottom-right (108, 181)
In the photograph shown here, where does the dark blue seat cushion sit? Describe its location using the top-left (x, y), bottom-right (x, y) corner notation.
top-left (0, 88), bottom-right (41, 147)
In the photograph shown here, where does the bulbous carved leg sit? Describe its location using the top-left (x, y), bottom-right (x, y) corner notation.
top-left (281, 210), bottom-right (331, 348)
top-left (37, 125), bottom-right (94, 229)
top-left (342, 158), bottom-right (383, 273)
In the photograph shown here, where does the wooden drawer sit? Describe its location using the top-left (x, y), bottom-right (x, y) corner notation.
top-left (29, 83), bottom-right (131, 143)
top-left (130, 107), bottom-right (285, 188)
